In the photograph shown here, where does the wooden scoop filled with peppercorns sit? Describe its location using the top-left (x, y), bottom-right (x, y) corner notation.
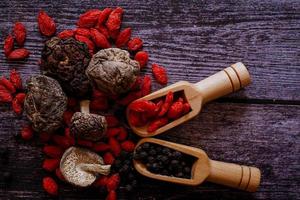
top-left (133, 138), bottom-right (261, 192)
top-left (127, 62), bottom-right (251, 137)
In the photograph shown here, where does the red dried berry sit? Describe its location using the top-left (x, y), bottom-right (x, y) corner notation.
top-left (147, 117), bottom-right (169, 133)
top-left (158, 91), bottom-right (173, 116)
top-left (21, 125), bottom-right (34, 140)
top-left (182, 102), bottom-right (191, 114)
top-left (75, 28), bottom-right (91, 38)
top-left (77, 139), bottom-right (93, 148)
top-left (134, 51), bottom-right (149, 68)
top-left (106, 127), bottom-right (122, 138)
top-left (97, 25), bottom-right (110, 38)
top-left (106, 190), bottom-right (117, 200)
top-left (12, 97), bottom-right (22, 115)
top-left (55, 168), bottom-right (65, 182)
top-left (116, 128), bottom-right (128, 141)
top-left (129, 99), bottom-right (157, 113)
top-left (152, 63), bottom-right (168, 85)
top-left (52, 135), bottom-right (72, 149)
top-left (93, 142), bottom-right (110, 152)
top-left (108, 29), bottom-right (119, 40)
top-left (93, 176), bottom-right (108, 187)
top-left (0, 85), bottom-right (12, 103)
top-left (38, 10), bottom-right (56, 36)
top-left (3, 35), bottom-right (14, 57)
top-left (10, 69), bottom-right (22, 90)
top-left (117, 90), bottom-right (142, 106)
top-left (121, 140), bottom-right (135, 152)
top-left (43, 177), bottom-right (58, 196)
top-left (128, 37), bottom-right (143, 51)
top-left (93, 89), bottom-right (106, 98)
top-left (13, 22), bottom-right (26, 46)
top-left (42, 158), bottom-right (60, 172)
top-left (67, 98), bottom-right (77, 108)
top-left (58, 29), bottom-right (74, 39)
top-left (109, 137), bottom-right (121, 157)
top-left (105, 115), bottom-right (119, 127)
top-left (15, 93), bottom-right (26, 104)
top-left (75, 34), bottom-right (95, 53)
top-left (77, 9), bottom-right (101, 28)
top-left (7, 48), bottom-right (30, 60)
top-left (141, 75), bottom-right (151, 96)
top-left (1, 76), bottom-right (16, 93)
top-left (103, 152), bottom-right (115, 165)
top-left (106, 174), bottom-right (120, 191)
top-left (97, 8), bottom-right (113, 25)
top-left (167, 101), bottom-right (184, 119)
top-left (90, 28), bottom-right (111, 48)
top-left (90, 98), bottom-right (108, 111)
top-left (154, 100), bottom-right (164, 115)
top-left (43, 145), bottom-right (63, 158)
top-left (39, 132), bottom-right (52, 143)
top-left (106, 7), bottom-right (123, 31)
top-left (115, 28), bottom-right (132, 48)
top-left (63, 110), bottom-right (74, 125)
top-left (128, 111), bottom-right (145, 127)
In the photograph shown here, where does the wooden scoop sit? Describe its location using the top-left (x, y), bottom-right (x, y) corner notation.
top-left (133, 138), bottom-right (261, 192)
top-left (127, 62), bottom-right (251, 137)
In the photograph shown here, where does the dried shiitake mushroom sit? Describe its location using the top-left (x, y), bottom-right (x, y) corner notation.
top-left (60, 147), bottom-right (111, 187)
top-left (86, 48), bottom-right (140, 95)
top-left (24, 75), bottom-right (67, 133)
top-left (70, 100), bottom-right (107, 141)
top-left (40, 37), bottom-right (91, 98)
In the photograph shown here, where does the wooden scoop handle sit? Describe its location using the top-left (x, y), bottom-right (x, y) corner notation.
top-left (206, 160), bottom-right (261, 192)
top-left (195, 62), bottom-right (251, 104)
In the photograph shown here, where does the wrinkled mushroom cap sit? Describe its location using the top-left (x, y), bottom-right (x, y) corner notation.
top-left (60, 147), bottom-right (111, 187)
top-left (24, 75), bottom-right (67, 133)
top-left (86, 48), bottom-right (140, 95)
top-left (40, 37), bottom-right (91, 98)
top-left (70, 112), bottom-right (107, 141)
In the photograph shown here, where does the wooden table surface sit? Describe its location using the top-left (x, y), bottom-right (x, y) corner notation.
top-left (0, 0), bottom-right (299, 199)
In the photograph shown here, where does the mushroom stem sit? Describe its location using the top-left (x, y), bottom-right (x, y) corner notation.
top-left (77, 163), bottom-right (111, 176)
top-left (80, 100), bottom-right (90, 113)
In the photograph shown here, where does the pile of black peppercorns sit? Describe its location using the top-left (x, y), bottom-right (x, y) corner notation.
top-left (111, 151), bottom-right (139, 192)
top-left (133, 143), bottom-right (195, 179)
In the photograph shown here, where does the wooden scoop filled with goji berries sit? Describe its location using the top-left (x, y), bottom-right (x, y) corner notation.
top-left (127, 62), bottom-right (251, 137)
top-left (133, 138), bottom-right (261, 192)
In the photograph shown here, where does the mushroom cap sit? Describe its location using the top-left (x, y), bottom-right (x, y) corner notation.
top-left (40, 37), bottom-right (91, 98)
top-left (86, 48), bottom-right (140, 95)
top-left (24, 75), bottom-right (67, 133)
top-left (70, 112), bottom-right (107, 141)
top-left (60, 147), bottom-right (111, 187)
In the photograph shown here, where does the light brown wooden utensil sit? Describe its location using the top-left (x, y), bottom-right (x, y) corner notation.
top-left (127, 62), bottom-right (251, 137)
top-left (133, 138), bottom-right (261, 192)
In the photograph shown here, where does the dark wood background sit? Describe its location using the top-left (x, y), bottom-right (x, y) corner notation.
top-left (0, 0), bottom-right (299, 199)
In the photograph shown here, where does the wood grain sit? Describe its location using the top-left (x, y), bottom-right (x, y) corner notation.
top-left (0, 0), bottom-right (299, 200)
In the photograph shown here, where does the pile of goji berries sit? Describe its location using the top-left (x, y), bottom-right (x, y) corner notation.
top-left (1, 6), bottom-right (176, 200)
top-left (128, 91), bottom-right (191, 133)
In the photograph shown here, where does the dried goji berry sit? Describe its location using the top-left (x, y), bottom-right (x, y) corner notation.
top-left (129, 99), bottom-right (157, 113)
top-left (77, 139), bottom-right (94, 148)
top-left (141, 75), bottom-right (151, 96)
top-left (10, 69), bottom-right (22, 90)
top-left (108, 29), bottom-right (119, 40)
top-left (75, 28), bottom-right (91, 38)
top-left (39, 132), bottom-right (52, 143)
top-left (106, 173), bottom-right (120, 191)
top-left (182, 102), bottom-right (191, 115)
top-left (93, 176), bottom-right (109, 187)
top-left (167, 101), bottom-right (184, 119)
top-left (154, 100), bottom-right (163, 115)
top-left (130, 76), bottom-right (143, 91)
top-left (97, 25), bottom-right (110, 38)
top-left (109, 137), bottom-right (121, 157)
top-left (21, 125), bottom-right (33, 140)
top-left (38, 10), bottom-right (56, 36)
top-left (57, 29), bottom-right (74, 39)
top-left (90, 28), bottom-right (111, 48)
top-left (127, 37), bottom-right (143, 51)
top-left (93, 142), bottom-right (110, 152)
top-left (147, 117), bottom-right (169, 133)
top-left (97, 8), bottom-right (112, 25)
top-left (128, 111), bottom-right (145, 127)
top-left (121, 140), bottom-right (135, 152)
top-left (106, 7), bottom-right (123, 31)
top-left (106, 190), bottom-right (117, 200)
top-left (43, 158), bottom-right (60, 172)
top-left (105, 115), bottom-right (119, 127)
top-left (43, 145), bottom-right (63, 158)
top-left (75, 34), bottom-right (95, 53)
top-left (117, 90), bottom-right (142, 106)
top-left (52, 135), bottom-right (72, 149)
top-left (43, 177), bottom-right (58, 196)
top-left (116, 128), bottom-right (127, 141)
top-left (77, 9), bottom-right (101, 28)
top-left (7, 48), bottom-right (30, 60)
top-left (0, 85), bottom-right (12, 103)
top-left (12, 97), bottom-right (22, 115)
top-left (134, 51), bottom-right (149, 68)
top-left (103, 152), bottom-right (115, 165)
top-left (158, 91), bottom-right (173, 116)
top-left (90, 98), bottom-right (108, 111)
top-left (0, 76), bottom-right (16, 93)
top-left (152, 63), bottom-right (168, 85)
top-left (13, 22), bottom-right (26, 46)
top-left (63, 110), bottom-right (74, 125)
top-left (55, 168), bottom-right (65, 182)
top-left (3, 35), bottom-right (14, 57)
top-left (93, 89), bottom-right (107, 98)
top-left (15, 93), bottom-right (26, 104)
top-left (106, 127), bottom-right (122, 138)
top-left (67, 97), bottom-right (77, 108)
top-left (115, 28), bottom-right (131, 48)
